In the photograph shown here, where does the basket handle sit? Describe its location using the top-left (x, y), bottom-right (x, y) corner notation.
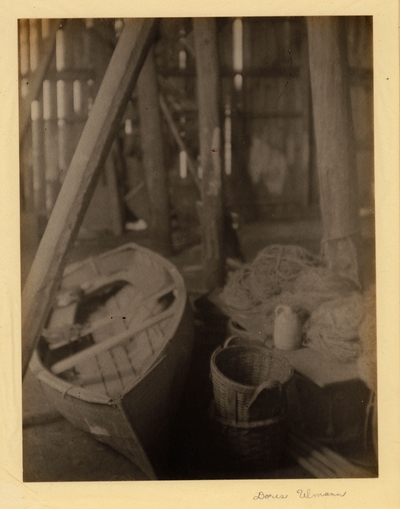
top-left (223, 336), bottom-right (238, 349)
top-left (246, 380), bottom-right (281, 411)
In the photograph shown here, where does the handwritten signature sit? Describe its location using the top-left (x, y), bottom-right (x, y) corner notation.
top-left (297, 489), bottom-right (346, 498)
top-left (253, 489), bottom-right (346, 500)
top-left (253, 493), bottom-right (288, 500)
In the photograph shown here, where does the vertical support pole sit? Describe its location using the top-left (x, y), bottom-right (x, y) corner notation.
top-left (307, 17), bottom-right (361, 284)
top-left (137, 46), bottom-right (172, 254)
top-left (30, 20), bottom-right (47, 235)
top-left (19, 19), bottom-right (34, 212)
top-left (31, 100), bottom-right (46, 222)
top-left (56, 25), bottom-right (75, 184)
top-left (296, 18), bottom-right (311, 209)
top-left (82, 19), bottom-right (123, 236)
top-left (20, 130), bottom-right (34, 212)
top-left (43, 72), bottom-right (60, 215)
top-left (71, 20), bottom-right (89, 148)
top-left (230, 17), bottom-right (258, 222)
top-left (104, 143), bottom-right (124, 236)
top-left (193, 18), bottom-right (225, 290)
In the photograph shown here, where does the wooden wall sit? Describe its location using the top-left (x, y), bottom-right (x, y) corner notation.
top-left (234, 16), bottom-right (372, 218)
top-left (238, 17), bottom-right (312, 219)
top-left (345, 16), bottom-right (374, 211)
top-left (19, 17), bottom-right (374, 232)
top-left (19, 19), bottom-right (121, 238)
top-left (154, 16), bottom-right (373, 221)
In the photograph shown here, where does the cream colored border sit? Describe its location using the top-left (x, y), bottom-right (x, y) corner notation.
top-left (1, 1), bottom-right (399, 508)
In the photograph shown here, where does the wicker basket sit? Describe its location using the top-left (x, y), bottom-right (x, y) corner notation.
top-left (209, 401), bottom-right (288, 471)
top-left (210, 337), bottom-right (293, 423)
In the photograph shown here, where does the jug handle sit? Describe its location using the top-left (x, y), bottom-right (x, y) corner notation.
top-left (275, 304), bottom-right (287, 317)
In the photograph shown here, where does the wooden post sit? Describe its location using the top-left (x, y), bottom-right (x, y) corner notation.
top-left (20, 128), bottom-right (34, 212)
top-left (159, 93), bottom-right (201, 192)
top-left (19, 19), bottom-right (33, 211)
top-left (56, 26), bottom-right (75, 184)
top-left (307, 17), bottom-right (361, 284)
top-left (296, 18), bottom-right (312, 209)
top-left (21, 18), bottom-right (158, 378)
top-left (43, 73), bottom-right (60, 215)
top-left (104, 142), bottom-right (124, 236)
top-left (83, 19), bottom-right (124, 236)
top-left (31, 98), bottom-right (47, 233)
top-left (72, 19), bottom-right (90, 148)
top-left (29, 20), bottom-right (47, 235)
top-left (137, 47), bottom-right (172, 254)
top-left (193, 18), bottom-right (225, 290)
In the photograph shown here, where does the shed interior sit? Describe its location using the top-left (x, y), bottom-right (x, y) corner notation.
top-left (20, 17), bottom-right (377, 481)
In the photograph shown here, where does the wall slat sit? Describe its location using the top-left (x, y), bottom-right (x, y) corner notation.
top-left (56, 27), bottom-right (75, 184)
top-left (43, 73), bottom-right (60, 214)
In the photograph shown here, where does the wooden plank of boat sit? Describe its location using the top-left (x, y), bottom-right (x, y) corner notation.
top-left (110, 345), bottom-right (137, 390)
top-left (50, 300), bottom-right (177, 375)
top-left (75, 346), bottom-right (136, 394)
top-left (147, 324), bottom-right (165, 353)
top-left (75, 355), bottom-right (108, 396)
top-left (95, 350), bottom-right (125, 399)
top-left (85, 292), bottom-right (136, 398)
top-left (126, 329), bottom-right (154, 376)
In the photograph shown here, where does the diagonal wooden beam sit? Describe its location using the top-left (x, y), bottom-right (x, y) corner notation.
top-left (158, 93), bottom-right (201, 192)
top-left (21, 18), bottom-right (159, 378)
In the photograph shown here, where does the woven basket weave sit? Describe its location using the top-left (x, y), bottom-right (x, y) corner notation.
top-left (210, 337), bottom-right (293, 423)
top-left (209, 401), bottom-right (288, 471)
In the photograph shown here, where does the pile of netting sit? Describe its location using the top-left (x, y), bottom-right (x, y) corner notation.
top-left (220, 244), bottom-right (372, 363)
top-left (221, 245), bottom-right (320, 310)
top-left (303, 292), bottom-right (365, 363)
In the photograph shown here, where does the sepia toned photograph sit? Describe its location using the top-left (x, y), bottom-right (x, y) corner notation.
top-left (19, 16), bottom-right (378, 484)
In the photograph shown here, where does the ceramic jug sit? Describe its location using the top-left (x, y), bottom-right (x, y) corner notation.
top-left (273, 304), bottom-right (302, 350)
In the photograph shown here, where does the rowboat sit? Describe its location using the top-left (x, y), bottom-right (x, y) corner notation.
top-left (29, 243), bottom-right (194, 479)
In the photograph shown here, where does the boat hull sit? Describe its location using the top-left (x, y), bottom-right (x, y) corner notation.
top-left (29, 243), bottom-right (195, 479)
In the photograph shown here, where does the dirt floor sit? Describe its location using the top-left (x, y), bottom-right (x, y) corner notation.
top-left (21, 214), bottom-right (376, 482)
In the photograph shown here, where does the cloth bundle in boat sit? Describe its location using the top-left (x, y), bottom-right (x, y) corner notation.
top-left (210, 337), bottom-right (293, 423)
